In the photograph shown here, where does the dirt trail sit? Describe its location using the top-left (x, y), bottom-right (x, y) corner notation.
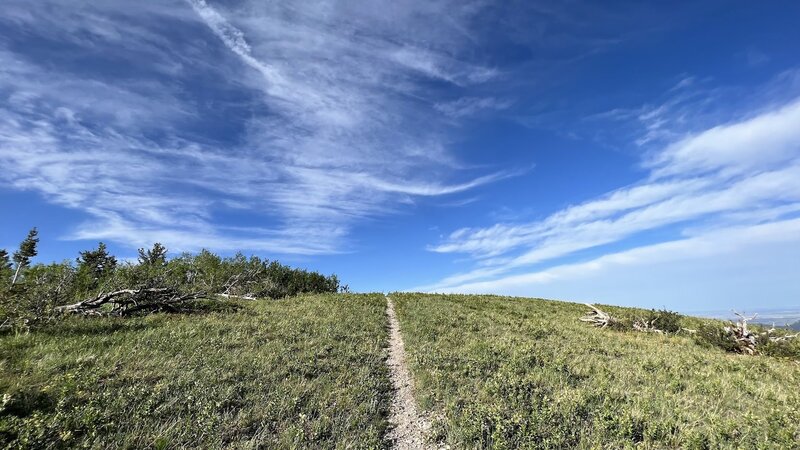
top-left (385, 295), bottom-right (433, 449)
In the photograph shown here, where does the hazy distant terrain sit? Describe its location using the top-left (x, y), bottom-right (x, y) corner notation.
top-left (695, 308), bottom-right (800, 328)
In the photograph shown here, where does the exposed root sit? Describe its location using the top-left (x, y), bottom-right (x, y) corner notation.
top-left (580, 303), bottom-right (619, 328)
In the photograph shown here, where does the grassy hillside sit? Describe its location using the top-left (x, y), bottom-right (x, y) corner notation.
top-left (3, 291), bottom-right (798, 449)
top-left (392, 293), bottom-right (800, 449)
top-left (0, 294), bottom-right (391, 449)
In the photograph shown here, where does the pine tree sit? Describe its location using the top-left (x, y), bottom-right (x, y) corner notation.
top-left (77, 242), bottom-right (117, 282)
top-left (0, 249), bottom-right (10, 270)
top-left (12, 227), bottom-right (39, 284)
top-left (0, 249), bottom-right (11, 283)
top-left (138, 243), bottom-right (167, 266)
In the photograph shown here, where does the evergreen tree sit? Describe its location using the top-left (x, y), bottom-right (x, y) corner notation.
top-left (78, 242), bottom-right (117, 277)
top-left (12, 227), bottom-right (39, 284)
top-left (0, 249), bottom-right (10, 271)
top-left (0, 249), bottom-right (11, 283)
top-left (77, 242), bottom-right (117, 289)
top-left (138, 243), bottom-right (167, 266)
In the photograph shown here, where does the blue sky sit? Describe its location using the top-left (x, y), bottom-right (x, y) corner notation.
top-left (2, 1), bottom-right (799, 312)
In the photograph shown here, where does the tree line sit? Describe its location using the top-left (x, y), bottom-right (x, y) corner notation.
top-left (1, 228), bottom-right (345, 330)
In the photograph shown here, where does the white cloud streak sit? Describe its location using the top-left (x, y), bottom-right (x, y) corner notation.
top-left (426, 96), bottom-right (800, 292)
top-left (434, 96), bottom-right (513, 119)
top-left (421, 217), bottom-right (800, 311)
top-left (648, 99), bottom-right (800, 177)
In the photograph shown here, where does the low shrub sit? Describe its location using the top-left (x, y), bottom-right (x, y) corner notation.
top-left (756, 337), bottom-right (800, 358)
top-left (643, 308), bottom-right (682, 333)
top-left (693, 323), bottom-right (740, 353)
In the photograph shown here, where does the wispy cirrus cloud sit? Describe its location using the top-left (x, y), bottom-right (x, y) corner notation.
top-left (434, 96), bottom-right (513, 119)
top-left (423, 85), bottom-right (800, 292)
top-left (0, 0), bottom-right (514, 254)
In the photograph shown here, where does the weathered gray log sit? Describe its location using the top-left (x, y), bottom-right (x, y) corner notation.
top-left (55, 288), bottom-right (206, 316)
top-left (761, 322), bottom-right (799, 342)
top-left (217, 293), bottom-right (257, 300)
top-left (580, 303), bottom-right (618, 328)
top-left (633, 318), bottom-right (664, 333)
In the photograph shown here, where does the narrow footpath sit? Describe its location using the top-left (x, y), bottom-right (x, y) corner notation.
top-left (385, 295), bottom-right (432, 449)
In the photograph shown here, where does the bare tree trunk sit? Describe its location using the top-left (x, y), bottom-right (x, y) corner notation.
top-left (11, 264), bottom-right (22, 284)
top-left (55, 288), bottom-right (206, 316)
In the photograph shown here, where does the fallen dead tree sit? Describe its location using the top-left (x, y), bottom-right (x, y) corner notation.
top-left (54, 288), bottom-right (206, 316)
top-left (580, 305), bottom-right (798, 357)
top-left (724, 311), bottom-right (759, 355)
top-left (761, 320), bottom-right (800, 342)
top-left (768, 330), bottom-right (800, 342)
top-left (217, 293), bottom-right (257, 300)
top-left (633, 317), bottom-right (664, 334)
top-left (581, 305), bottom-right (683, 334)
top-left (580, 304), bottom-right (620, 328)
top-left (723, 312), bottom-right (799, 355)
top-left (220, 265), bottom-right (264, 298)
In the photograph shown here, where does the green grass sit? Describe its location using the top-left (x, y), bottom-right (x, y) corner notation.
top-left (4, 292), bottom-right (799, 449)
top-left (392, 293), bottom-right (800, 449)
top-left (0, 293), bottom-right (391, 449)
